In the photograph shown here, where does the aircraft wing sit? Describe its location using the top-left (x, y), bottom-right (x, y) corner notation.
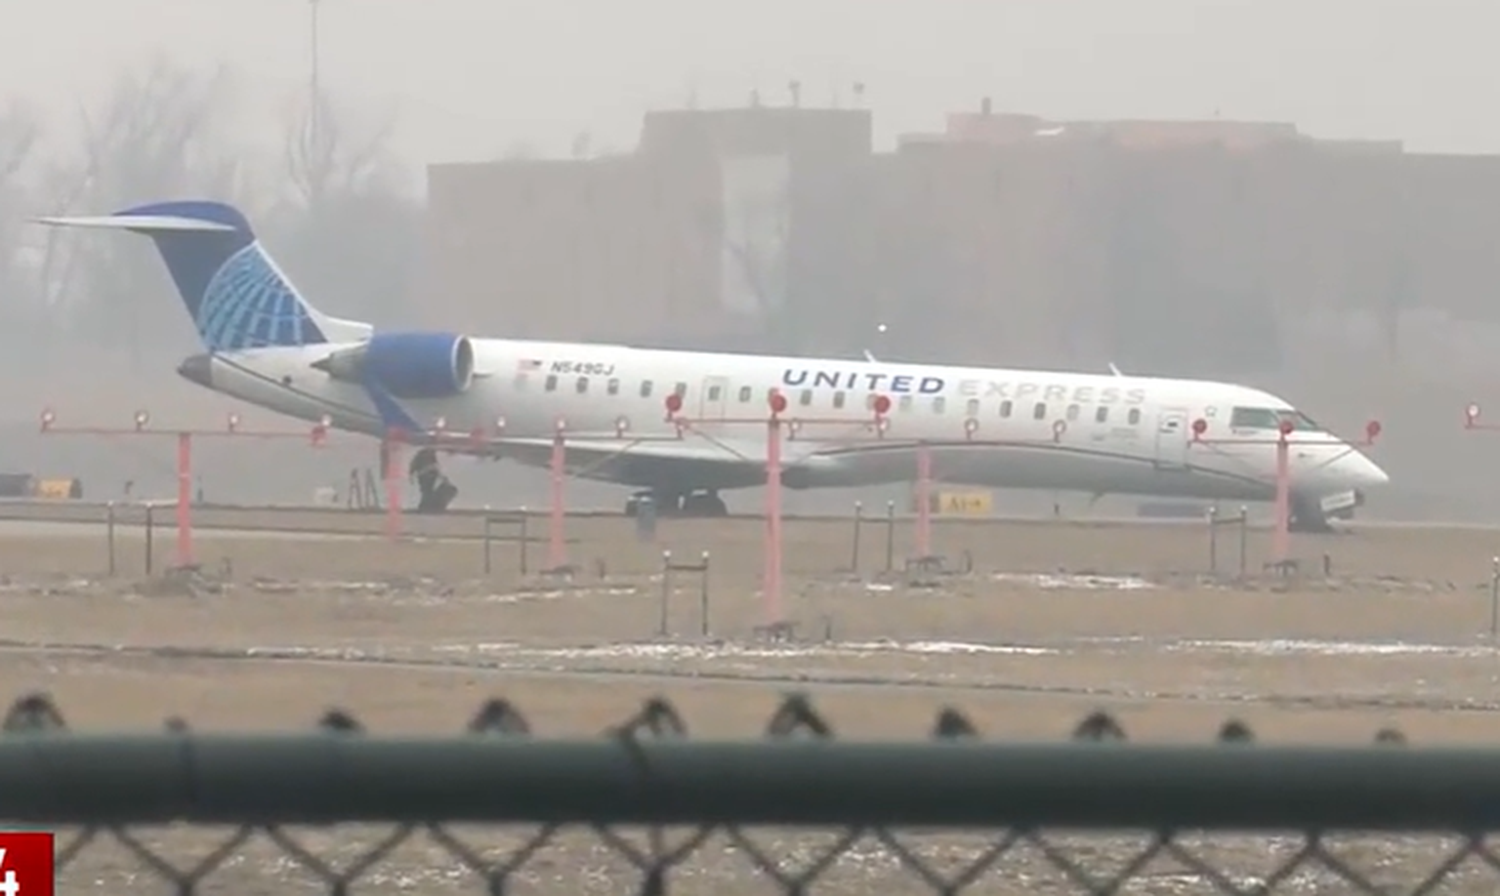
top-left (479, 434), bottom-right (783, 490)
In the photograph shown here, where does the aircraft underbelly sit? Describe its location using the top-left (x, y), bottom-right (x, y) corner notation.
top-left (790, 443), bottom-right (1268, 501)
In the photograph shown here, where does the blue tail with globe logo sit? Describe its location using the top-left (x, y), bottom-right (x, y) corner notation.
top-left (36, 200), bottom-right (372, 351)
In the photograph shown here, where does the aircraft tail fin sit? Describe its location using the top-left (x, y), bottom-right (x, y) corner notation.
top-left (35, 200), bottom-right (372, 351)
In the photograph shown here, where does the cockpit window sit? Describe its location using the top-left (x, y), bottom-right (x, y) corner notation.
top-left (1230, 407), bottom-right (1321, 432)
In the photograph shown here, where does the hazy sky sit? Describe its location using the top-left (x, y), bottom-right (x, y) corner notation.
top-left (5, 0), bottom-right (1499, 172)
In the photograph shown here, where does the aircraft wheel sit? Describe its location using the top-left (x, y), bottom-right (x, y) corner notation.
top-left (1288, 500), bottom-right (1335, 534)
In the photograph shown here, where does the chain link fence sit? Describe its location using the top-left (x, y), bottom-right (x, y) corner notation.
top-left (5, 692), bottom-right (1500, 894)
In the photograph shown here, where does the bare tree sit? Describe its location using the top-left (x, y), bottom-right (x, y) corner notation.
top-left (0, 101), bottom-right (45, 364)
top-left (712, 171), bottom-right (792, 348)
top-left (284, 89), bottom-right (398, 207)
top-left (0, 101), bottom-right (40, 286)
top-left (42, 57), bottom-right (246, 363)
top-left (271, 90), bottom-right (419, 327)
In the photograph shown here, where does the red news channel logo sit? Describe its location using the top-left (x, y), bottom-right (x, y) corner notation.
top-left (0, 832), bottom-right (53, 896)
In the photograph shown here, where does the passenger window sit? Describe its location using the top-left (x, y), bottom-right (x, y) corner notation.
top-left (1128, 408), bottom-right (1141, 425)
top-left (999, 400), bottom-right (1013, 418)
top-left (673, 382), bottom-right (687, 397)
top-left (707, 385), bottom-right (722, 401)
top-left (545, 375), bottom-right (558, 392)
top-left (738, 386), bottom-right (752, 402)
top-left (1095, 406), bottom-right (1108, 423)
top-left (899, 395), bottom-right (913, 412)
top-left (639, 380), bottom-right (653, 398)
top-left (576, 377), bottom-right (588, 394)
top-left (932, 396), bottom-right (946, 413)
top-left (799, 389), bottom-right (813, 406)
top-left (833, 391), bottom-right (846, 409)
top-left (1066, 403), bottom-right (1079, 421)
top-left (965, 398), bottom-right (980, 417)
top-left (1033, 402), bottom-right (1047, 420)
top-left (607, 378), bottom-right (619, 396)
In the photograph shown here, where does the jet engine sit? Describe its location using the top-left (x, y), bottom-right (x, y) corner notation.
top-left (311, 332), bottom-right (475, 399)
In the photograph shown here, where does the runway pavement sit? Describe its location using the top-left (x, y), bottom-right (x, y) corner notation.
top-left (0, 497), bottom-right (1496, 538)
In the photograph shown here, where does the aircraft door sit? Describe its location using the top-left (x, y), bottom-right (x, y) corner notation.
top-left (1154, 409), bottom-right (1191, 470)
top-left (699, 376), bottom-right (730, 420)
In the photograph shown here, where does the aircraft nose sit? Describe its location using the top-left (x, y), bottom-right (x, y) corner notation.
top-left (176, 353), bottom-right (213, 388)
top-left (1345, 450), bottom-right (1390, 488)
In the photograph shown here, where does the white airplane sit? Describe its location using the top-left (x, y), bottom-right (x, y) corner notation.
top-left (37, 200), bottom-right (1389, 530)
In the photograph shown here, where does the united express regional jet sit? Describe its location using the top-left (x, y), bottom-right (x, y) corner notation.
top-left (38, 201), bottom-right (1390, 530)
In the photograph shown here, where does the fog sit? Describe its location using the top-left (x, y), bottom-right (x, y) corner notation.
top-left (1, 0), bottom-right (1498, 520)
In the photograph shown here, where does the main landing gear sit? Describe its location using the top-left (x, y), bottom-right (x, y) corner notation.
top-left (1288, 497), bottom-right (1337, 534)
top-left (624, 489), bottom-right (729, 518)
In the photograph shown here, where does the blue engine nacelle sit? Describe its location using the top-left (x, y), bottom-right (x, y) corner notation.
top-left (312, 331), bottom-right (476, 399)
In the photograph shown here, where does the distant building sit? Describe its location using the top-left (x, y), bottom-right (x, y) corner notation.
top-left (422, 105), bottom-right (871, 349)
top-left (421, 99), bottom-right (1500, 375)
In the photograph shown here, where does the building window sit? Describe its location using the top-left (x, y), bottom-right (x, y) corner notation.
top-left (640, 380), bottom-right (653, 398)
top-left (1033, 402), bottom-right (1047, 420)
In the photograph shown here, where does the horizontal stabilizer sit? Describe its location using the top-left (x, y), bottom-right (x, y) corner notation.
top-left (34, 214), bottom-right (237, 233)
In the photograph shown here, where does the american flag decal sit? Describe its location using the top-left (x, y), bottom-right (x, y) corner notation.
top-left (517, 358), bottom-right (543, 371)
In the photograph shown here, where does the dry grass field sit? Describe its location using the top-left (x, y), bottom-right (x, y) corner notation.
top-left (4, 513), bottom-right (1500, 893)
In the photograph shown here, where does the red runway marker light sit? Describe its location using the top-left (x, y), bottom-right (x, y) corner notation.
top-left (664, 392), bottom-right (683, 416)
top-left (1278, 418), bottom-right (1295, 437)
top-left (872, 394), bottom-right (892, 416)
top-left (1365, 419), bottom-right (1382, 443)
top-left (768, 391), bottom-right (788, 415)
top-left (1192, 418), bottom-right (1208, 440)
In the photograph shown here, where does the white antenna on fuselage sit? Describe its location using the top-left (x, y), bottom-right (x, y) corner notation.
top-left (1108, 362), bottom-right (1125, 377)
